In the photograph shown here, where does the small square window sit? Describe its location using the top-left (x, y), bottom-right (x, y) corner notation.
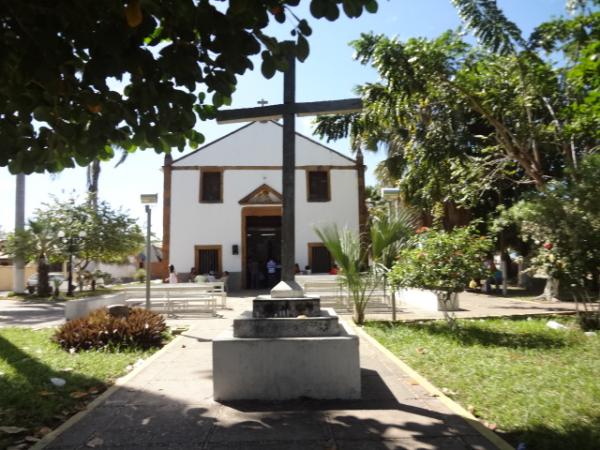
top-left (200, 171), bottom-right (222, 203)
top-left (307, 170), bottom-right (330, 202)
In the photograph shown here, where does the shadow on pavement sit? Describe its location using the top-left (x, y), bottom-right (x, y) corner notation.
top-left (46, 368), bottom-right (492, 450)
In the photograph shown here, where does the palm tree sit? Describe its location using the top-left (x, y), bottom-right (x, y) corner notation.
top-left (370, 208), bottom-right (417, 272)
top-left (86, 148), bottom-right (129, 210)
top-left (87, 159), bottom-right (101, 210)
top-left (13, 173), bottom-right (26, 294)
top-left (29, 220), bottom-right (60, 296)
top-left (315, 225), bottom-right (380, 325)
top-left (370, 208), bottom-right (418, 319)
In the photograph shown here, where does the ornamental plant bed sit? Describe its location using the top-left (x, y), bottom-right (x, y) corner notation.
top-left (389, 226), bottom-right (492, 317)
top-left (0, 327), bottom-right (162, 449)
top-left (365, 316), bottom-right (600, 450)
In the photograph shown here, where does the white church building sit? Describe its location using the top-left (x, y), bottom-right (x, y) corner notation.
top-left (161, 121), bottom-right (366, 290)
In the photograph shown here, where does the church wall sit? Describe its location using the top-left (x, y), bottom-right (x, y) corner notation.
top-left (172, 122), bottom-right (355, 168)
top-left (295, 169), bottom-right (359, 266)
top-left (169, 166), bottom-right (359, 289)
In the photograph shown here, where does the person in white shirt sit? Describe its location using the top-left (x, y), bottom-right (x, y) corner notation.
top-left (168, 265), bottom-right (178, 284)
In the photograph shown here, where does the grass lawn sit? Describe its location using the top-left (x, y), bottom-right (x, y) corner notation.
top-left (0, 327), bottom-right (160, 448)
top-left (365, 316), bottom-right (600, 450)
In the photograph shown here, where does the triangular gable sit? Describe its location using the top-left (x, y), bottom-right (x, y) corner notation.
top-left (171, 121), bottom-right (356, 167)
top-left (239, 184), bottom-right (282, 205)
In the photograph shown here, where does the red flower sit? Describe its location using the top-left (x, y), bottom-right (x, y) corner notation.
top-left (416, 226), bottom-right (430, 234)
top-left (543, 242), bottom-right (554, 250)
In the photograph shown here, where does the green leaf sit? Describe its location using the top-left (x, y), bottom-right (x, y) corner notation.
top-left (261, 53), bottom-right (276, 79)
top-left (296, 35), bottom-right (309, 62)
top-left (365, 0), bottom-right (378, 14)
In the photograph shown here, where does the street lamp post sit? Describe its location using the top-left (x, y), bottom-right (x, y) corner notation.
top-left (381, 187), bottom-right (401, 322)
top-left (141, 194), bottom-right (158, 310)
top-left (58, 230), bottom-right (87, 296)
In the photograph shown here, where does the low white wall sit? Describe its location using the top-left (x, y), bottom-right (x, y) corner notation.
top-left (396, 288), bottom-right (460, 312)
top-left (64, 292), bottom-right (126, 321)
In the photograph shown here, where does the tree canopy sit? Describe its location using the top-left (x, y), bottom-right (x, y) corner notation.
top-left (5, 196), bottom-right (144, 268)
top-left (0, 0), bottom-right (377, 174)
top-left (315, 0), bottom-right (599, 224)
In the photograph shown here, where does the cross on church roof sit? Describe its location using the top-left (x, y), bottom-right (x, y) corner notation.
top-left (216, 52), bottom-right (362, 286)
top-left (257, 98), bottom-right (268, 107)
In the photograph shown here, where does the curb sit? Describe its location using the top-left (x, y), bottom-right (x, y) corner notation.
top-left (32, 331), bottom-right (187, 449)
top-left (351, 323), bottom-right (514, 450)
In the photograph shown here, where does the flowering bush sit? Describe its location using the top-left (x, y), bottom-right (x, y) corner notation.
top-left (496, 154), bottom-right (600, 289)
top-left (389, 226), bottom-right (492, 293)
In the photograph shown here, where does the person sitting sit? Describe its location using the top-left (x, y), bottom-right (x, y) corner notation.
top-left (329, 264), bottom-right (339, 275)
top-left (294, 263), bottom-right (301, 274)
top-left (207, 271), bottom-right (216, 282)
top-left (168, 264), bottom-right (178, 284)
top-left (189, 267), bottom-right (196, 282)
top-left (220, 271), bottom-right (230, 292)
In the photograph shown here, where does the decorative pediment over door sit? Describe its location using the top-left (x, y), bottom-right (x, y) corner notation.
top-left (238, 184), bottom-right (283, 205)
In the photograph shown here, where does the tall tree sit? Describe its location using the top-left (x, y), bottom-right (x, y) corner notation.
top-left (5, 196), bottom-right (145, 295)
top-left (0, 0), bottom-right (378, 174)
top-left (316, 2), bottom-right (598, 213)
top-left (12, 173), bottom-right (26, 294)
top-left (86, 159), bottom-right (101, 210)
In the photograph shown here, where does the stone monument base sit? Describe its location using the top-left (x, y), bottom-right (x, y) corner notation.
top-left (213, 309), bottom-right (360, 401)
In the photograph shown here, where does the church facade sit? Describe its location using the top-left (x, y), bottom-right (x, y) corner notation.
top-left (162, 121), bottom-right (366, 290)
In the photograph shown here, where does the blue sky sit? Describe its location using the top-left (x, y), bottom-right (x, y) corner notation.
top-left (0, 0), bottom-right (571, 237)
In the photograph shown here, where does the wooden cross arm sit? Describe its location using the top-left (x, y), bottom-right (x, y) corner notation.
top-left (217, 104), bottom-right (284, 124)
top-left (295, 98), bottom-right (362, 117)
top-left (216, 98), bottom-right (362, 124)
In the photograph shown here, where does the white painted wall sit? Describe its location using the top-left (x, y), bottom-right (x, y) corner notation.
top-left (172, 121), bottom-right (355, 168)
top-left (169, 121), bottom-right (360, 281)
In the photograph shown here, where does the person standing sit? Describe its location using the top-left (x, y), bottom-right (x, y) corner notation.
top-left (266, 258), bottom-right (277, 288)
top-left (168, 264), bottom-right (178, 284)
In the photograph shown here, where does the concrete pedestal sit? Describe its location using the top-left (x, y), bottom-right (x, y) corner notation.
top-left (253, 295), bottom-right (320, 318)
top-left (234, 308), bottom-right (340, 338)
top-left (213, 315), bottom-right (361, 401)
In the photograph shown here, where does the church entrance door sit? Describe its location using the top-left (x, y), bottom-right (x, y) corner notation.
top-left (242, 206), bottom-right (282, 289)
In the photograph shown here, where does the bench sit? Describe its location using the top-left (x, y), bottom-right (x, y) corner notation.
top-left (297, 275), bottom-right (393, 313)
top-left (120, 285), bottom-right (219, 316)
top-left (192, 282), bottom-right (227, 308)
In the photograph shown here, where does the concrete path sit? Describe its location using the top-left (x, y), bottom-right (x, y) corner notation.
top-left (0, 289), bottom-right (577, 330)
top-left (0, 299), bottom-right (65, 328)
top-left (43, 295), bottom-right (498, 450)
top-left (352, 291), bottom-right (577, 322)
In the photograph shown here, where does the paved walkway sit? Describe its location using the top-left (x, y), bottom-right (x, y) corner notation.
top-left (0, 289), bottom-right (578, 329)
top-left (0, 299), bottom-right (65, 328)
top-left (358, 291), bottom-right (578, 322)
top-left (42, 295), bottom-right (498, 450)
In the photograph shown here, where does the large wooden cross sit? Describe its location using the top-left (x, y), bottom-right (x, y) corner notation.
top-left (216, 54), bottom-right (362, 285)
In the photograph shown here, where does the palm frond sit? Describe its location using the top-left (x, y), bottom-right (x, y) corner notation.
top-left (451, 0), bottom-right (525, 54)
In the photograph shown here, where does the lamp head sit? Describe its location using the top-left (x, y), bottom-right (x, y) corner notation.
top-left (140, 194), bottom-right (158, 205)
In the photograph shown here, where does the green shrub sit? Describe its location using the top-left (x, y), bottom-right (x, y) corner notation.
top-left (389, 226), bottom-right (492, 293)
top-left (134, 268), bottom-right (146, 282)
top-left (53, 307), bottom-right (167, 351)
